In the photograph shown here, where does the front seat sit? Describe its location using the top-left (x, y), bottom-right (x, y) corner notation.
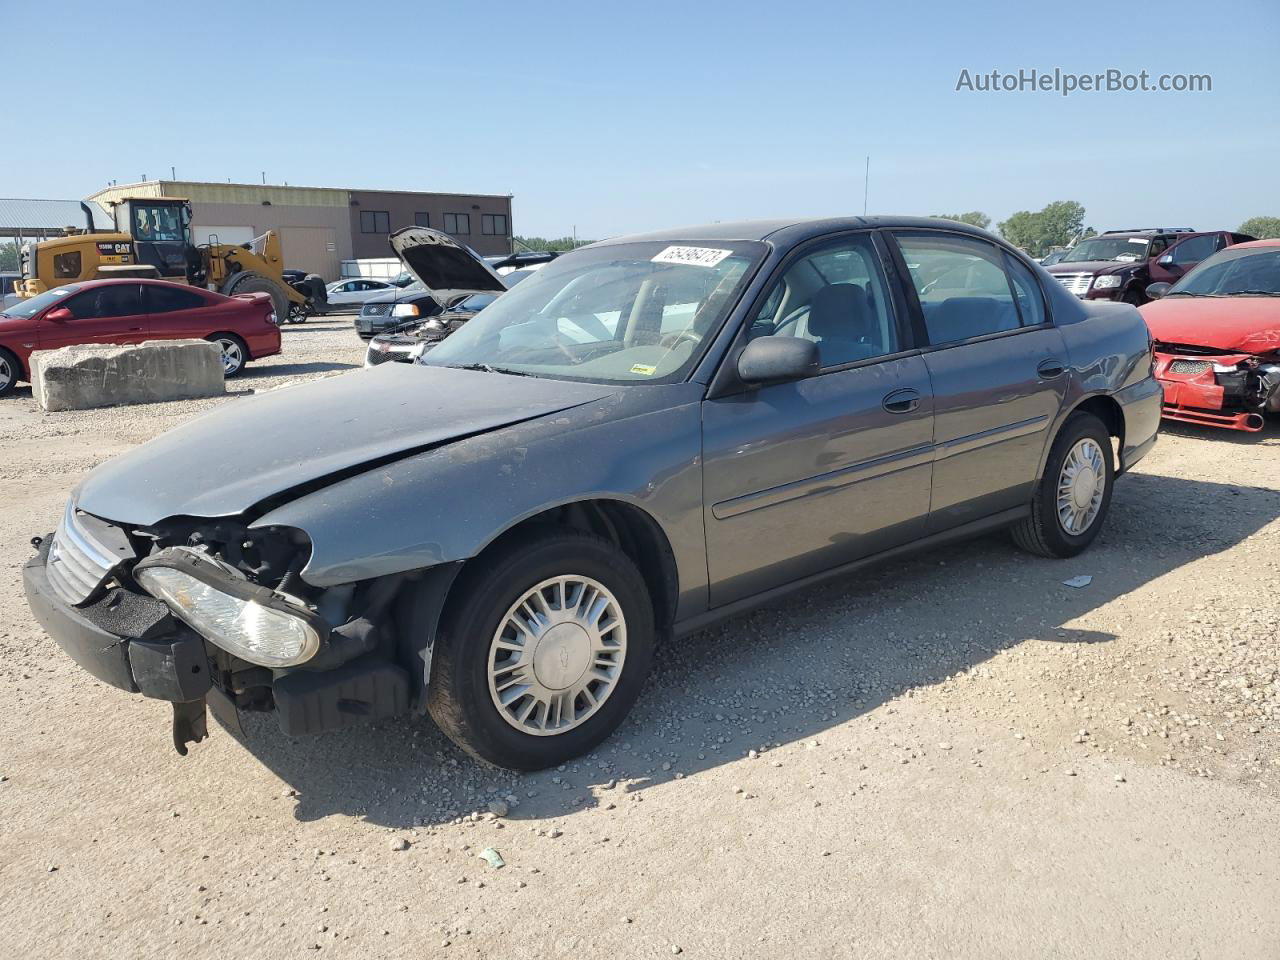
top-left (806, 283), bottom-right (880, 367)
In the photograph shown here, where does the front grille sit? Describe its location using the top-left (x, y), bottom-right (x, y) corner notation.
top-left (1169, 359), bottom-right (1213, 375)
top-left (366, 347), bottom-right (396, 366)
top-left (362, 303), bottom-right (390, 317)
top-left (47, 502), bottom-right (121, 606)
top-left (1053, 272), bottom-right (1093, 296)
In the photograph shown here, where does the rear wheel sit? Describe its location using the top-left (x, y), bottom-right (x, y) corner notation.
top-left (206, 333), bottom-right (248, 378)
top-left (427, 530), bottom-right (655, 770)
top-left (286, 303), bottom-right (307, 324)
top-left (1011, 411), bottom-right (1114, 558)
top-left (221, 271), bottom-right (289, 326)
top-left (0, 347), bottom-right (19, 398)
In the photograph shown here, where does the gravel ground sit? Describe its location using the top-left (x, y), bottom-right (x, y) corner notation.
top-left (1, 320), bottom-right (1277, 959)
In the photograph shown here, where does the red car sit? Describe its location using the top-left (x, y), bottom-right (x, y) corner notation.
top-left (0, 279), bottom-right (281, 397)
top-left (1141, 239), bottom-right (1280, 432)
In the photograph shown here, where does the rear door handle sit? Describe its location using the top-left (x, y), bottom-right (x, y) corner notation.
top-left (882, 388), bottom-right (921, 414)
top-left (1037, 359), bottom-right (1066, 380)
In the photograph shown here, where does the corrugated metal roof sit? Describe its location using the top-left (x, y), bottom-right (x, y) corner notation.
top-left (0, 198), bottom-right (114, 233)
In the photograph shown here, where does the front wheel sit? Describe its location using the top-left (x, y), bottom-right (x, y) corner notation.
top-left (427, 531), bottom-right (655, 769)
top-left (286, 303), bottom-right (307, 324)
top-left (1011, 411), bottom-right (1114, 558)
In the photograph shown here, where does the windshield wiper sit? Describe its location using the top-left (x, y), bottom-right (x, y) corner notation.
top-left (443, 362), bottom-right (531, 376)
top-left (1163, 291), bottom-right (1201, 297)
top-left (1228, 290), bottom-right (1279, 296)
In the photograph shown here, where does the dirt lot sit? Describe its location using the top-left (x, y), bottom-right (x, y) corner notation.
top-left (1, 319), bottom-right (1277, 959)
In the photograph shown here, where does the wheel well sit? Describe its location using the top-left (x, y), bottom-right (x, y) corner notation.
top-left (477, 500), bottom-right (680, 631)
top-left (1071, 394), bottom-right (1125, 461)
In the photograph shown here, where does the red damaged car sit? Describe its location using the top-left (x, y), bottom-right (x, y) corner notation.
top-left (0, 279), bottom-right (281, 397)
top-left (1140, 239), bottom-right (1280, 432)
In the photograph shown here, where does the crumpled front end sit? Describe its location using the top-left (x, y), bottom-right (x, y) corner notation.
top-left (1153, 345), bottom-right (1280, 432)
top-left (23, 500), bottom-right (418, 754)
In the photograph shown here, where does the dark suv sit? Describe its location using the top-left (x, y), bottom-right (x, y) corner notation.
top-left (1046, 228), bottom-right (1255, 305)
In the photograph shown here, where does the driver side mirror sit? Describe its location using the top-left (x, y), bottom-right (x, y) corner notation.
top-left (737, 336), bottom-right (820, 386)
top-left (1145, 282), bottom-right (1171, 300)
top-left (45, 306), bottom-right (73, 322)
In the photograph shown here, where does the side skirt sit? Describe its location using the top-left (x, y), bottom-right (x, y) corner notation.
top-left (671, 506), bottom-right (1030, 639)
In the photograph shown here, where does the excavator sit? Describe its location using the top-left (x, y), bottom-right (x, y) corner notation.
top-left (15, 197), bottom-right (326, 323)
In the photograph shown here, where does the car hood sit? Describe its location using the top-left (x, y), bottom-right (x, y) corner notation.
top-left (75, 365), bottom-right (616, 526)
top-left (1140, 297), bottom-right (1280, 354)
top-left (388, 226), bottom-right (508, 305)
top-left (1047, 260), bottom-right (1136, 276)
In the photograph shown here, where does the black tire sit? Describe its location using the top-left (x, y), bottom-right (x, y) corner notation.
top-left (427, 530), bottom-right (656, 770)
top-left (221, 271), bottom-right (290, 326)
top-left (0, 346), bottom-right (19, 398)
top-left (1011, 411), bottom-right (1115, 558)
top-left (205, 333), bottom-right (249, 378)
top-left (1122, 286), bottom-right (1146, 307)
top-left (286, 303), bottom-right (307, 324)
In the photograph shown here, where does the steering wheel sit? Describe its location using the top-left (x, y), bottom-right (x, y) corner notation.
top-left (658, 329), bottom-right (703, 351)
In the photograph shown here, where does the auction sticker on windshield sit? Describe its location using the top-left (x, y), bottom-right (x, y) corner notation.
top-left (651, 246), bottom-right (733, 268)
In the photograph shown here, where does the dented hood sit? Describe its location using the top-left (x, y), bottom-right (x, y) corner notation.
top-left (388, 226), bottom-right (508, 305)
top-left (1140, 296), bottom-right (1280, 354)
top-left (75, 365), bottom-right (614, 525)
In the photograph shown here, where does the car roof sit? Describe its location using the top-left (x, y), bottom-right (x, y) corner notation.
top-left (589, 216), bottom-right (1001, 249)
top-left (1231, 238), bottom-right (1280, 249)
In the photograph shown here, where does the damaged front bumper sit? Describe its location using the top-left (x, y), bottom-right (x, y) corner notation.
top-left (23, 534), bottom-right (411, 754)
top-left (1154, 351), bottom-right (1279, 432)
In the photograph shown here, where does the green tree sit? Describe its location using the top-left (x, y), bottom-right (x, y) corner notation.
top-left (514, 235), bottom-right (593, 252)
top-left (1239, 216), bottom-right (1280, 239)
top-left (934, 211), bottom-right (991, 230)
top-left (0, 243), bottom-right (18, 272)
top-left (997, 201), bottom-right (1087, 255)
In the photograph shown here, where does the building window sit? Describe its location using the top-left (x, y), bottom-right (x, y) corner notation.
top-left (481, 214), bottom-right (508, 236)
top-left (360, 210), bottom-right (390, 234)
top-left (414, 212), bottom-right (431, 228)
top-left (444, 213), bottom-right (470, 235)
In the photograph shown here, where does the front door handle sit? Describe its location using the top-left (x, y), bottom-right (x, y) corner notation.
top-left (1037, 359), bottom-right (1066, 380)
top-left (882, 388), bottom-right (920, 414)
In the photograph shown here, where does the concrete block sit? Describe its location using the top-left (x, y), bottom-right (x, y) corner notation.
top-left (31, 339), bottom-right (225, 412)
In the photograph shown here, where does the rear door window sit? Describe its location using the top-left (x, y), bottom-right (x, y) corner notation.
top-left (145, 285), bottom-right (205, 312)
top-left (891, 232), bottom-right (1023, 344)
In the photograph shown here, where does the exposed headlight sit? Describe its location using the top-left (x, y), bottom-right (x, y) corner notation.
top-left (1093, 275), bottom-right (1122, 289)
top-left (391, 303), bottom-right (421, 317)
top-left (1212, 362), bottom-right (1240, 374)
top-left (135, 548), bottom-right (325, 668)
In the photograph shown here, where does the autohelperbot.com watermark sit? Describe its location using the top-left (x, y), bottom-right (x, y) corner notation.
top-left (955, 67), bottom-right (1212, 96)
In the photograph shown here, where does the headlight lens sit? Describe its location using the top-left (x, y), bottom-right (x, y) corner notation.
top-left (1093, 275), bottom-right (1122, 289)
top-left (136, 552), bottom-right (323, 668)
top-left (391, 303), bottom-right (420, 317)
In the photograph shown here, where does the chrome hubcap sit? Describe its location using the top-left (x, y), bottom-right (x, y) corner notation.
top-left (1056, 438), bottom-right (1106, 535)
top-left (487, 575), bottom-right (627, 736)
top-left (0, 356), bottom-right (11, 390)
top-left (218, 340), bottom-right (242, 373)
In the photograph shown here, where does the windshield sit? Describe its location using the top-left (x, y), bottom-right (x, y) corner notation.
top-left (1, 284), bottom-right (80, 319)
top-left (449, 293), bottom-right (498, 313)
top-left (421, 240), bottom-right (766, 383)
top-left (1062, 236), bottom-right (1151, 263)
top-left (1169, 247), bottom-right (1280, 297)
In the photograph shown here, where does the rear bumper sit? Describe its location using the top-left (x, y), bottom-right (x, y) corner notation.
top-left (1113, 376), bottom-right (1162, 472)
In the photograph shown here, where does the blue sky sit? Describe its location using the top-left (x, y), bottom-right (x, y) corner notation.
top-left (7, 0), bottom-right (1277, 238)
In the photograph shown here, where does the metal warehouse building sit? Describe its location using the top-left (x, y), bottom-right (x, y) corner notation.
top-left (86, 180), bottom-right (515, 280)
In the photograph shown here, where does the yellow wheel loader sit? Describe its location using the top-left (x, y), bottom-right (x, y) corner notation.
top-left (15, 197), bottom-right (326, 323)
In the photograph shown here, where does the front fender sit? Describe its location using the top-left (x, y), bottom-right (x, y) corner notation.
top-left (251, 387), bottom-right (708, 610)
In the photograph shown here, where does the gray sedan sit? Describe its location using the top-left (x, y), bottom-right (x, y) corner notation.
top-left (23, 218), bottom-right (1161, 769)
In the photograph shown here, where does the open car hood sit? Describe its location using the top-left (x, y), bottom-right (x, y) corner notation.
top-left (388, 227), bottom-right (508, 305)
top-left (75, 365), bottom-right (614, 526)
top-left (1141, 297), bottom-right (1280, 354)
